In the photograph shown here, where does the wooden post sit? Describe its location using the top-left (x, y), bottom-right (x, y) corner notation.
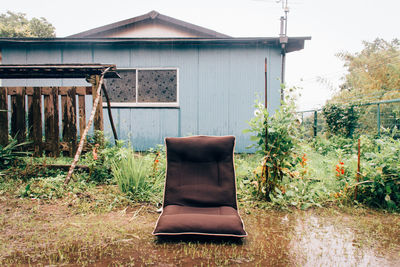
top-left (92, 76), bottom-right (104, 131)
top-left (62, 87), bottom-right (77, 156)
top-left (0, 87), bottom-right (8, 146)
top-left (28, 87), bottom-right (42, 156)
top-left (44, 87), bottom-right (60, 157)
top-left (355, 138), bottom-right (361, 200)
top-left (78, 94), bottom-right (86, 138)
top-left (10, 87), bottom-right (26, 144)
top-left (313, 110), bottom-right (318, 137)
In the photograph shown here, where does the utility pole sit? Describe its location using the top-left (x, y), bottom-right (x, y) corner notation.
top-left (279, 0), bottom-right (289, 101)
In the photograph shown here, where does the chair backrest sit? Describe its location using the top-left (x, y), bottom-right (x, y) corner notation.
top-left (163, 135), bottom-right (238, 209)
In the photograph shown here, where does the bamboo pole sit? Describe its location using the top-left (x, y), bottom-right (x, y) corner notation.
top-left (64, 67), bottom-right (110, 185)
top-left (355, 138), bottom-right (361, 200)
top-left (263, 57), bottom-right (269, 199)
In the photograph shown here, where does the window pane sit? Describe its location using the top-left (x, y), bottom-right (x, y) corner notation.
top-left (103, 70), bottom-right (136, 102)
top-left (137, 70), bottom-right (177, 103)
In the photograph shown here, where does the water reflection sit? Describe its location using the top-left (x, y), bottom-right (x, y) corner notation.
top-left (291, 214), bottom-right (394, 266)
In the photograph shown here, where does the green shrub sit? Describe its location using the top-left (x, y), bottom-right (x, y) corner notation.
top-left (312, 135), bottom-right (354, 155)
top-left (322, 104), bottom-right (360, 138)
top-left (356, 135), bottom-right (400, 211)
top-left (244, 97), bottom-right (299, 200)
top-left (81, 134), bottom-right (125, 184)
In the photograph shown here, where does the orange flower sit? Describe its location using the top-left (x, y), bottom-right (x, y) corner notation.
top-left (92, 147), bottom-right (98, 160)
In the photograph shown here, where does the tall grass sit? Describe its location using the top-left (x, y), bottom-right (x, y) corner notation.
top-left (111, 150), bottom-right (164, 202)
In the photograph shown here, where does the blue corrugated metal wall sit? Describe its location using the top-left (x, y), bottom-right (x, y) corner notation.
top-left (2, 43), bottom-right (282, 152)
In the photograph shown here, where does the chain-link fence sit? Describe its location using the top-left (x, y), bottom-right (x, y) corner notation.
top-left (297, 99), bottom-right (400, 139)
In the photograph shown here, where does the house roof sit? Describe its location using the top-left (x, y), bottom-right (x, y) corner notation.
top-left (68, 10), bottom-right (231, 38)
top-left (0, 37), bottom-right (311, 53)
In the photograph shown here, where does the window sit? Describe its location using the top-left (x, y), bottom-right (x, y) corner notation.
top-left (103, 68), bottom-right (178, 107)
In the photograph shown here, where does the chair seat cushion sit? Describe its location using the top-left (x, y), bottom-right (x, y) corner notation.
top-left (153, 205), bottom-right (247, 237)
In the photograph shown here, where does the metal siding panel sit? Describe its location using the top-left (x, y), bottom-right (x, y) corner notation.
top-left (197, 46), bottom-right (230, 136)
top-left (26, 47), bottom-right (62, 86)
top-left (268, 49), bottom-right (283, 113)
top-left (93, 47), bottom-right (130, 67)
top-left (1, 45), bottom-right (282, 152)
top-left (228, 46), bottom-right (267, 152)
top-left (1, 48), bottom-right (27, 86)
top-left (62, 47), bottom-right (92, 86)
top-left (130, 45), bottom-right (199, 137)
top-left (128, 108), bottom-right (179, 150)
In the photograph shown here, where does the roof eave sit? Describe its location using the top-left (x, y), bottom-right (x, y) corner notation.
top-left (0, 36), bottom-right (310, 51)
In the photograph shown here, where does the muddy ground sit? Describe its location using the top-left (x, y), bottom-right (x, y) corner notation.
top-left (0, 196), bottom-right (399, 266)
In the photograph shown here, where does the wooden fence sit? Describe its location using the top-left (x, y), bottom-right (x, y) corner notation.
top-left (0, 86), bottom-right (103, 157)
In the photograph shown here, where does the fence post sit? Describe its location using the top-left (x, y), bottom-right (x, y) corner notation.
top-left (377, 103), bottom-right (381, 136)
top-left (313, 110), bottom-right (318, 137)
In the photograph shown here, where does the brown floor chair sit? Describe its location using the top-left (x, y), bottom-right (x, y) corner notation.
top-left (153, 135), bottom-right (247, 237)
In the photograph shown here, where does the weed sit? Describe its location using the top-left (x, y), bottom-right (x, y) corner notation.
top-left (111, 149), bottom-right (163, 203)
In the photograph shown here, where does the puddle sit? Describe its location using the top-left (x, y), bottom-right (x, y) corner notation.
top-left (1, 200), bottom-right (400, 266)
top-left (290, 214), bottom-right (395, 266)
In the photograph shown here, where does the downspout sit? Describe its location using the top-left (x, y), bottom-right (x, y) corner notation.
top-left (279, 1), bottom-right (289, 101)
top-left (279, 16), bottom-right (288, 102)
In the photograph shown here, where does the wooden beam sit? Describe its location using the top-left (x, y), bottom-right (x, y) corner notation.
top-left (5, 86), bottom-right (91, 96)
top-left (62, 87), bottom-right (77, 156)
top-left (92, 76), bottom-right (104, 131)
top-left (0, 87), bottom-right (8, 146)
top-left (10, 87), bottom-right (26, 144)
top-left (44, 87), bottom-right (59, 157)
top-left (29, 87), bottom-right (42, 156)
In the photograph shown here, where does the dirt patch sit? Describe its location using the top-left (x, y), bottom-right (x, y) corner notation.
top-left (1, 198), bottom-right (399, 266)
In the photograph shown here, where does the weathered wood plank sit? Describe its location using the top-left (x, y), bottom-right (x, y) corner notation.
top-left (10, 87), bottom-right (26, 144)
top-left (44, 87), bottom-right (59, 157)
top-left (92, 76), bottom-right (104, 131)
top-left (78, 95), bottom-right (86, 137)
top-left (5, 86), bottom-right (91, 96)
top-left (31, 87), bottom-right (42, 156)
top-left (59, 87), bottom-right (90, 96)
top-left (0, 87), bottom-right (8, 146)
top-left (62, 87), bottom-right (77, 156)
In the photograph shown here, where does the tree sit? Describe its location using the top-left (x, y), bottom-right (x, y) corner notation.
top-left (333, 38), bottom-right (400, 103)
top-left (325, 39), bottom-right (400, 136)
top-left (0, 11), bottom-right (55, 37)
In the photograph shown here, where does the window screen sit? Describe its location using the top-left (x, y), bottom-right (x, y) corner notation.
top-left (103, 70), bottom-right (136, 102)
top-left (103, 69), bottom-right (178, 105)
top-left (137, 70), bottom-right (177, 103)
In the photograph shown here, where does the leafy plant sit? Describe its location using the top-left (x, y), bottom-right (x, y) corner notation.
top-left (18, 174), bottom-right (93, 200)
top-left (0, 138), bottom-right (31, 169)
top-left (82, 132), bottom-right (124, 184)
top-left (322, 104), bottom-right (360, 138)
top-left (355, 135), bottom-right (400, 211)
top-left (244, 96), bottom-right (299, 200)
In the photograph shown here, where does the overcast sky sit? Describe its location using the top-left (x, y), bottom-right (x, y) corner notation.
top-left (2, 0), bottom-right (399, 110)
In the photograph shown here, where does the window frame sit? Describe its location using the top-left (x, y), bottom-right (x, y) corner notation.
top-left (103, 67), bottom-right (179, 108)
